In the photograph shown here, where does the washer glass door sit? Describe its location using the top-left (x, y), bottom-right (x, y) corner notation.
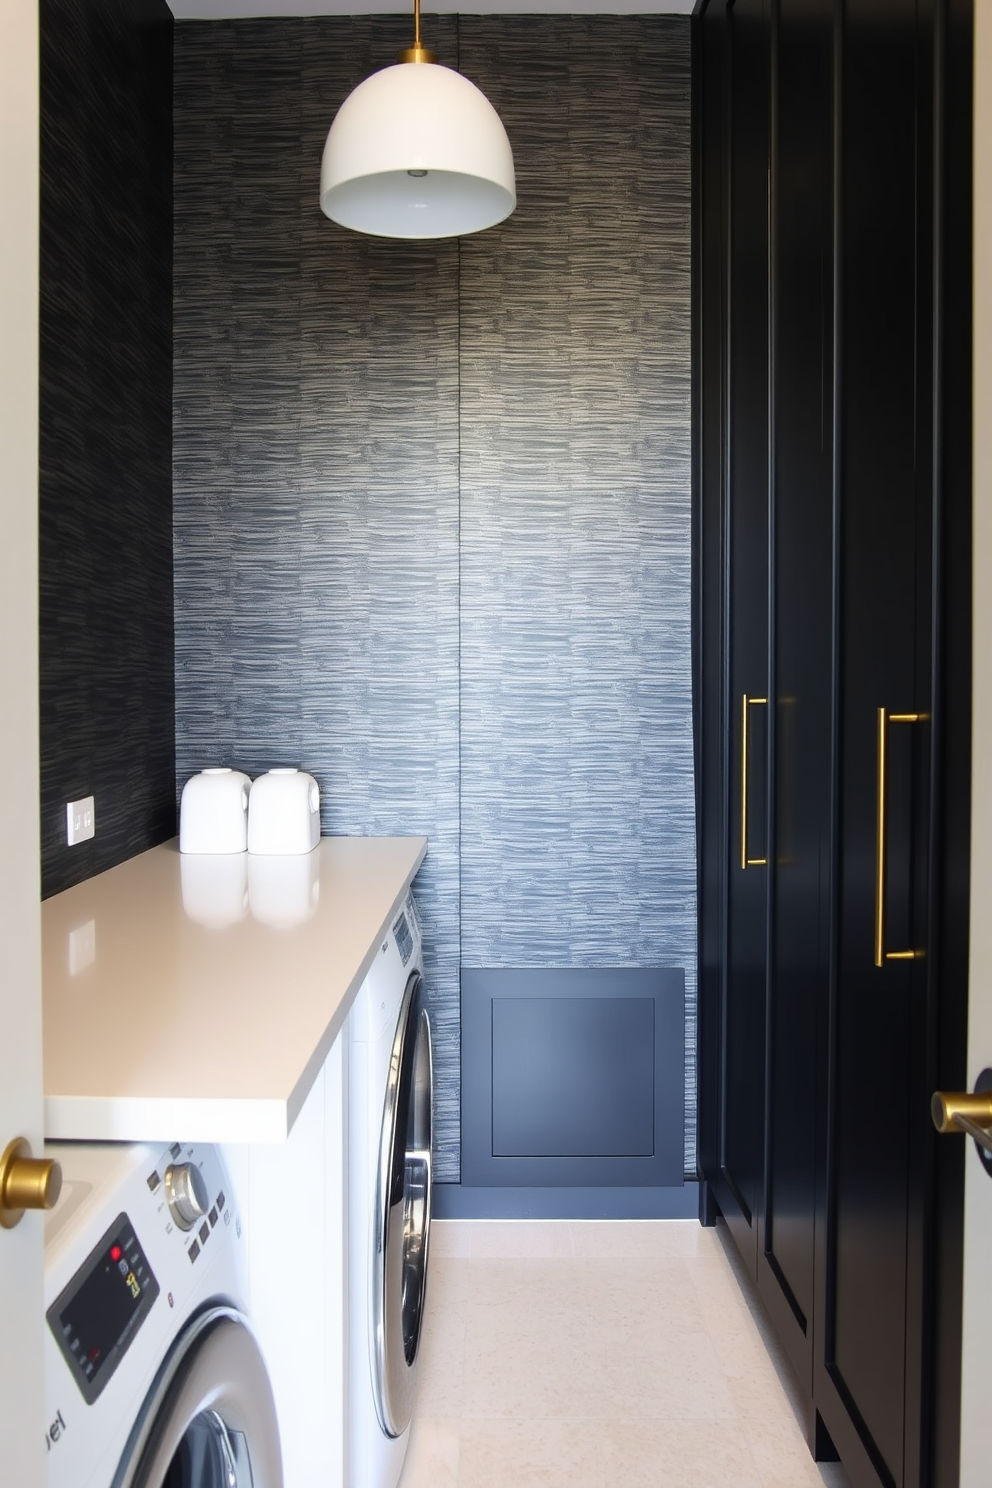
top-left (115, 1307), bottom-right (282, 1488)
top-left (162, 1408), bottom-right (253, 1487)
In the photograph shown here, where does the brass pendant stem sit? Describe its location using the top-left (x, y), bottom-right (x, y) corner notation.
top-left (397, 0), bottom-right (436, 64)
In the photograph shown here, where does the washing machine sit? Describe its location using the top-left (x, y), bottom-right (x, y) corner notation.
top-left (43, 1139), bottom-right (282, 1488)
top-left (349, 889), bottom-right (433, 1488)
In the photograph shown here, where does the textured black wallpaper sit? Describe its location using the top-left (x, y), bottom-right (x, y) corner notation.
top-left (39, 0), bottom-right (175, 900)
top-left (173, 16), bottom-right (693, 1180)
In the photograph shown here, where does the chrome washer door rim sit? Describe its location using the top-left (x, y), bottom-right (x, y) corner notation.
top-left (370, 970), bottom-right (433, 1438)
top-left (112, 1305), bottom-right (283, 1488)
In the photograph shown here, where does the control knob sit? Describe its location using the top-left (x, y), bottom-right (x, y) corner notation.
top-left (164, 1161), bottom-right (209, 1231)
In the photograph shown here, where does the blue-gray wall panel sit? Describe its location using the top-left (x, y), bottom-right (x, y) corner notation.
top-left (173, 16), bottom-right (694, 1179)
top-left (492, 996), bottom-right (656, 1158)
top-left (458, 18), bottom-right (697, 1167)
top-left (174, 18), bottom-right (463, 1173)
top-left (462, 966), bottom-right (685, 1186)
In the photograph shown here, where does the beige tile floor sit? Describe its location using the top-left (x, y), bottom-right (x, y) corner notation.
top-left (399, 1219), bottom-right (852, 1488)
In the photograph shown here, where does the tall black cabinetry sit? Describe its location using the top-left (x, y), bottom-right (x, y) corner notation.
top-left (697, 0), bottom-right (770, 1276)
top-left (694, 3), bottom-right (974, 1486)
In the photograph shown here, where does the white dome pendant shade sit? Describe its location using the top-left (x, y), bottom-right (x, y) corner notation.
top-left (319, 1), bottom-right (515, 241)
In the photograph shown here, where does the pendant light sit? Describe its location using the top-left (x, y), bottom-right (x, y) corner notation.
top-left (319, 0), bottom-right (515, 241)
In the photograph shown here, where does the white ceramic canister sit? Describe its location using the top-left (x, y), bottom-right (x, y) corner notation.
top-left (247, 769), bottom-right (321, 855)
top-left (179, 768), bottom-right (252, 854)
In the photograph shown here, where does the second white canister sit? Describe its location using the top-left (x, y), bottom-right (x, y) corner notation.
top-left (247, 769), bottom-right (321, 855)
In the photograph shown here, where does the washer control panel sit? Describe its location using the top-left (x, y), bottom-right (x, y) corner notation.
top-left (47, 1142), bottom-right (233, 1404)
top-left (144, 1142), bottom-right (230, 1269)
top-left (393, 910), bottom-right (413, 967)
top-left (164, 1159), bottom-right (209, 1231)
top-left (46, 1213), bottom-right (159, 1405)
top-left (358, 890), bottom-right (424, 1044)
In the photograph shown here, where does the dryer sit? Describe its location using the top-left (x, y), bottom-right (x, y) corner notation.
top-left (43, 1140), bottom-right (282, 1488)
top-left (349, 890), bottom-right (433, 1488)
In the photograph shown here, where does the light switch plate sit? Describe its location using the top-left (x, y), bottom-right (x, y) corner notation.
top-left (67, 796), bottom-right (95, 846)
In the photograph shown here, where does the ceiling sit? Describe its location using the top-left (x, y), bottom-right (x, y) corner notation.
top-left (168, 1), bottom-right (693, 16)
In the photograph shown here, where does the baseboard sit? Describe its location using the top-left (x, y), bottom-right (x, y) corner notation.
top-left (431, 1181), bottom-right (699, 1220)
top-left (698, 1177), bottom-right (719, 1226)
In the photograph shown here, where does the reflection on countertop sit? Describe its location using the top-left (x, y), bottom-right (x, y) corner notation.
top-left (179, 850), bottom-right (321, 930)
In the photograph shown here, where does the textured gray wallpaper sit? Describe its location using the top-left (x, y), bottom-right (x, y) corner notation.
top-left (173, 14), bottom-right (694, 1181)
top-left (457, 22), bottom-right (696, 1125)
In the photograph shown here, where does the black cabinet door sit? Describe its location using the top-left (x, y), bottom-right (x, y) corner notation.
top-left (695, 2), bottom-right (970, 1484)
top-left (815, 3), bottom-right (936, 1484)
top-left (712, 0), bottom-right (771, 1275)
top-left (694, 0), bottom-right (729, 1229)
top-left (757, 0), bottom-right (833, 1402)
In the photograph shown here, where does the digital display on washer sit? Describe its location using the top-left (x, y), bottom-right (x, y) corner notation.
top-left (47, 1212), bottom-right (160, 1404)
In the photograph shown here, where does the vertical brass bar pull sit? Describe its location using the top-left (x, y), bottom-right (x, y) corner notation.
top-left (741, 694), bottom-right (768, 870)
top-left (874, 707), bottom-right (929, 967)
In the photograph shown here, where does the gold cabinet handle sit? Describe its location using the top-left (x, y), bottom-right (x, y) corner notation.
top-left (874, 708), bottom-right (929, 967)
top-left (0, 1138), bottom-right (63, 1230)
top-left (931, 1091), bottom-right (992, 1154)
top-left (741, 693), bottom-right (768, 870)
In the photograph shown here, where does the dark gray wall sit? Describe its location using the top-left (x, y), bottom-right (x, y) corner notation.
top-left (40, 0), bottom-right (175, 899)
top-left (173, 15), bottom-right (694, 1181)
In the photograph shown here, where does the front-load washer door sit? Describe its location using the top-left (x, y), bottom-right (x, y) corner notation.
top-left (371, 971), bottom-right (433, 1438)
top-left (113, 1306), bottom-right (283, 1488)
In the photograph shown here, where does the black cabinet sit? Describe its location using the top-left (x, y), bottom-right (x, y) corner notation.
top-left (706, 0), bottom-right (771, 1274)
top-left (694, 3), bottom-right (973, 1485)
top-left (759, 0), bottom-right (834, 1402)
top-left (819, 6), bottom-right (934, 1482)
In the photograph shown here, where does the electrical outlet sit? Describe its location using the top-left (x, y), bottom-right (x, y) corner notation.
top-left (66, 796), bottom-right (95, 846)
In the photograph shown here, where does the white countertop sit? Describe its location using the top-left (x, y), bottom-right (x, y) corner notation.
top-left (42, 836), bottom-right (427, 1143)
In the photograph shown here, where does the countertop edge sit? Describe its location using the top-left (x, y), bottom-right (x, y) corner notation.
top-left (43, 835), bottom-right (429, 1145)
top-left (283, 838), bottom-right (427, 1136)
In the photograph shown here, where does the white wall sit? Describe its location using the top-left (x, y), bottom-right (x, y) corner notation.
top-left (0, 0), bottom-right (44, 1481)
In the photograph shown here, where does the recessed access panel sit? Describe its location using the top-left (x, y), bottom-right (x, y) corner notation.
top-left (492, 995), bottom-right (655, 1158)
top-left (462, 967), bottom-right (685, 1187)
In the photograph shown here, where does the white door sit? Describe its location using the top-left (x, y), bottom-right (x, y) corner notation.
top-left (0, 1), bottom-right (45, 1484)
top-left (960, 7), bottom-right (992, 1483)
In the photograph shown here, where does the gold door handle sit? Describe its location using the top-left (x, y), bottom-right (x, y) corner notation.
top-left (874, 708), bottom-right (929, 967)
top-left (0, 1138), bottom-right (63, 1230)
top-left (931, 1091), bottom-right (992, 1154)
top-left (741, 694), bottom-right (768, 870)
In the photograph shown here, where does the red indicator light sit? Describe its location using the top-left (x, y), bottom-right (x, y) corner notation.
top-left (110, 1245), bottom-right (122, 1262)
